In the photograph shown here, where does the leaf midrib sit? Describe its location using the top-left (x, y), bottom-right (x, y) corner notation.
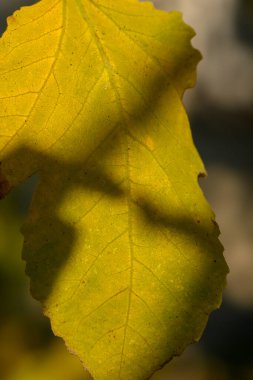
top-left (75, 1), bottom-right (139, 376)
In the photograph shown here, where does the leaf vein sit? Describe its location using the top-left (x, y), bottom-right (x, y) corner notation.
top-left (134, 257), bottom-right (189, 315)
top-left (1, 0), bottom-right (66, 154)
top-left (2, 27), bottom-right (63, 60)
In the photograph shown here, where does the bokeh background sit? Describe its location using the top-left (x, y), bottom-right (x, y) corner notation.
top-left (0, 0), bottom-right (253, 379)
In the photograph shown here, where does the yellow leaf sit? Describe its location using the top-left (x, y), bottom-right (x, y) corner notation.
top-left (0, 1), bottom-right (228, 379)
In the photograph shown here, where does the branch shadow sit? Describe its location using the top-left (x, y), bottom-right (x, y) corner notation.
top-left (1, 143), bottom-right (126, 301)
top-left (0, 139), bottom-right (223, 308)
top-left (0, 48), bottom-right (220, 305)
top-left (0, 3), bottom-right (205, 300)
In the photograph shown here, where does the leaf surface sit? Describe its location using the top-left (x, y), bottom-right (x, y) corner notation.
top-left (0, 1), bottom-right (228, 379)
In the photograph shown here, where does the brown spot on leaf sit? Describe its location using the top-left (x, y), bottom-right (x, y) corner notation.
top-left (198, 171), bottom-right (206, 179)
top-left (7, 15), bottom-right (17, 25)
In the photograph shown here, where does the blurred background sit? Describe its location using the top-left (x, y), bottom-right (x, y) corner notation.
top-left (0, 0), bottom-right (252, 379)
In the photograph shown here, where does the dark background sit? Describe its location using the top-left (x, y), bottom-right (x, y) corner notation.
top-left (0, 1), bottom-right (253, 379)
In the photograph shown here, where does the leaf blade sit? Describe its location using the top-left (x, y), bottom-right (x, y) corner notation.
top-left (0, 1), bottom-right (228, 379)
